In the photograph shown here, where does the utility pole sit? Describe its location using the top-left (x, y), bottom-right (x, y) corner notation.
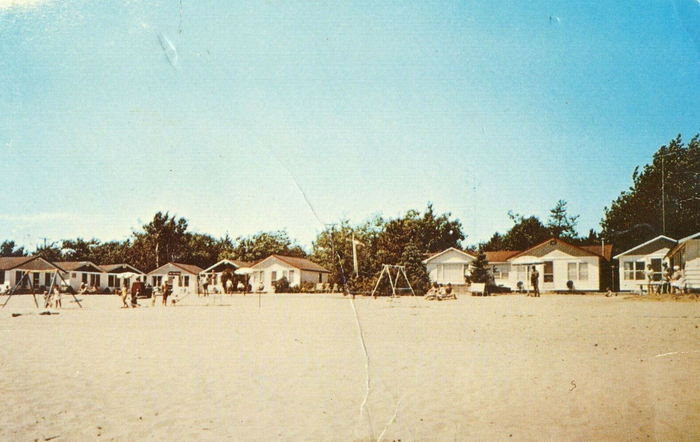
top-left (661, 155), bottom-right (665, 235)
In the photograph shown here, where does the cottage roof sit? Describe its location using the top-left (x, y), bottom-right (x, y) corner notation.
top-left (508, 238), bottom-right (613, 261)
top-left (422, 247), bottom-right (476, 264)
top-left (666, 231), bottom-right (700, 259)
top-left (253, 255), bottom-right (330, 273)
top-left (0, 256), bottom-right (65, 272)
top-left (100, 263), bottom-right (145, 274)
top-left (484, 250), bottom-right (521, 263)
top-left (55, 261), bottom-right (105, 273)
top-left (201, 259), bottom-right (256, 274)
top-left (147, 262), bottom-right (204, 275)
top-left (612, 235), bottom-right (676, 259)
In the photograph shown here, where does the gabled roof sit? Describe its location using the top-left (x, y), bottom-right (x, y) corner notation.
top-left (508, 238), bottom-right (612, 261)
top-left (55, 261), bottom-right (105, 273)
top-left (147, 262), bottom-right (204, 275)
top-left (0, 256), bottom-right (65, 272)
top-left (422, 247), bottom-right (476, 264)
top-left (252, 255), bottom-right (330, 273)
top-left (612, 235), bottom-right (676, 259)
top-left (666, 231), bottom-right (700, 258)
top-left (484, 250), bottom-right (521, 263)
top-left (201, 259), bottom-right (256, 274)
top-left (100, 263), bottom-right (145, 274)
top-left (580, 244), bottom-right (614, 261)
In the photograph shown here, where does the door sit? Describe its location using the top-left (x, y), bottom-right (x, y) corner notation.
top-left (442, 264), bottom-right (464, 285)
top-left (650, 258), bottom-right (662, 281)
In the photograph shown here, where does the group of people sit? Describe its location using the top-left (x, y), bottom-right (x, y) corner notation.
top-left (200, 275), bottom-right (248, 296)
top-left (646, 263), bottom-right (687, 295)
top-left (425, 282), bottom-right (456, 301)
top-left (42, 286), bottom-right (62, 309)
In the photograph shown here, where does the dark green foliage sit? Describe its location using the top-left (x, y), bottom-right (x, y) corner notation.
top-left (601, 134), bottom-right (700, 253)
top-left (223, 231), bottom-right (307, 263)
top-left (469, 250), bottom-right (490, 284)
top-left (311, 204), bottom-right (464, 293)
top-left (0, 240), bottom-right (27, 257)
top-left (399, 243), bottom-right (430, 294)
top-left (272, 276), bottom-right (292, 293)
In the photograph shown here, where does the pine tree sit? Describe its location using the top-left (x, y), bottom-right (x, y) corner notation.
top-left (469, 250), bottom-right (490, 284)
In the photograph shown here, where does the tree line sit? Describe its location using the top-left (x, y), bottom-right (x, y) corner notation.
top-left (1, 134), bottom-right (698, 292)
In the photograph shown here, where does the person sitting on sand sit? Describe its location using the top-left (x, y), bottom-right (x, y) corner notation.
top-left (131, 289), bottom-right (140, 308)
top-left (425, 282), bottom-right (439, 300)
top-left (53, 286), bottom-right (62, 309)
top-left (79, 282), bottom-right (87, 295)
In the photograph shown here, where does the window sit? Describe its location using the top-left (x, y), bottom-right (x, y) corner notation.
top-left (567, 263), bottom-right (577, 280)
top-left (45, 273), bottom-right (51, 287)
top-left (543, 261), bottom-right (554, 283)
top-left (579, 263), bottom-right (588, 280)
top-left (71, 272), bottom-right (76, 278)
top-left (318, 272), bottom-right (323, 283)
top-left (184, 276), bottom-right (189, 286)
top-left (108, 275), bottom-right (114, 287)
top-left (96, 275), bottom-right (100, 287)
top-left (492, 266), bottom-right (508, 280)
top-left (271, 271), bottom-right (277, 282)
top-left (82, 273), bottom-right (88, 283)
top-left (33, 273), bottom-right (40, 287)
top-left (624, 261), bottom-right (645, 280)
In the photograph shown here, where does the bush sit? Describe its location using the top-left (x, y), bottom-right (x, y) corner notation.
top-left (273, 277), bottom-right (291, 293)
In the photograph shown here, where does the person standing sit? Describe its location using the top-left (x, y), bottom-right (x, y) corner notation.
top-left (226, 278), bottom-right (234, 295)
top-left (201, 275), bottom-right (210, 297)
top-left (661, 263), bottom-right (671, 294)
top-left (53, 286), bottom-right (62, 309)
top-left (530, 266), bottom-right (540, 297)
top-left (645, 264), bottom-right (656, 295)
top-left (162, 278), bottom-right (171, 306)
top-left (120, 285), bottom-right (129, 308)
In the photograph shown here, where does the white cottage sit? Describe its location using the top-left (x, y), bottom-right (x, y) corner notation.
top-left (613, 235), bottom-right (677, 291)
top-left (55, 261), bottom-right (108, 292)
top-left (666, 232), bottom-right (700, 292)
top-left (0, 256), bottom-right (65, 292)
top-left (484, 251), bottom-right (521, 288)
top-left (100, 263), bottom-right (146, 291)
top-left (506, 239), bottom-right (612, 292)
top-left (148, 262), bottom-right (203, 296)
top-left (250, 255), bottom-right (330, 293)
top-left (422, 247), bottom-right (475, 286)
top-left (200, 259), bottom-right (255, 293)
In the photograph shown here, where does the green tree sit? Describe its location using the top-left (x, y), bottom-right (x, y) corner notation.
top-left (601, 134), bottom-right (700, 252)
top-left (482, 212), bottom-right (551, 251)
top-left (469, 250), bottom-right (490, 284)
top-left (132, 212), bottom-right (189, 270)
top-left (398, 242), bottom-right (430, 294)
top-left (226, 231), bottom-right (306, 263)
top-left (0, 240), bottom-right (27, 257)
top-left (547, 200), bottom-right (580, 241)
top-left (60, 238), bottom-right (101, 261)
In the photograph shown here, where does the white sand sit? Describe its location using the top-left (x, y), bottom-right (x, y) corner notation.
top-left (1, 293), bottom-right (699, 441)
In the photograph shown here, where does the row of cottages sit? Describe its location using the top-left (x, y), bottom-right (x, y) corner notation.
top-left (0, 256), bottom-right (65, 290)
top-left (144, 255), bottom-right (331, 295)
top-left (424, 238), bottom-right (613, 292)
top-left (0, 256), bottom-right (146, 293)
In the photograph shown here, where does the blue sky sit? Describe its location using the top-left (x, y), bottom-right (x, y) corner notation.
top-left (1, 0), bottom-right (699, 251)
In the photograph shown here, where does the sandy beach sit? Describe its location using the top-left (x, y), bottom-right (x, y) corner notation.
top-left (1, 293), bottom-right (699, 441)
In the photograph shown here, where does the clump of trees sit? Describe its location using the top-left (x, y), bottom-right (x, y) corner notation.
top-left (2, 134), bottom-right (697, 290)
top-left (311, 204), bottom-right (464, 294)
top-left (601, 134), bottom-right (700, 252)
